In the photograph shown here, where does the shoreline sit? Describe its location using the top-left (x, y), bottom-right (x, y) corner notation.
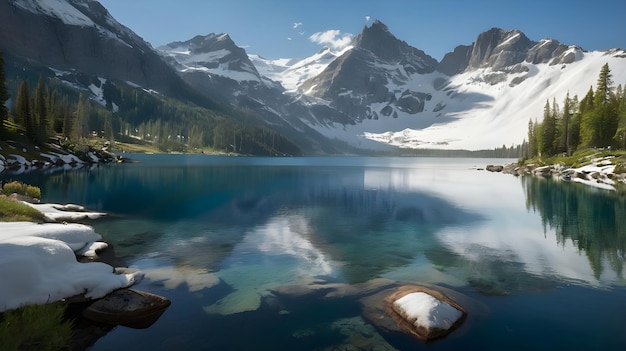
top-left (0, 139), bottom-right (130, 175)
top-left (485, 154), bottom-right (626, 191)
top-left (0, 196), bottom-right (170, 349)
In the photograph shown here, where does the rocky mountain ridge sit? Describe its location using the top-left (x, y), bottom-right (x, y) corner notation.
top-left (2, 0), bottom-right (625, 153)
top-left (0, 0), bottom-right (192, 100)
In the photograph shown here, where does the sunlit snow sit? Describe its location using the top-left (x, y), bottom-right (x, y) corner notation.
top-left (0, 222), bottom-right (142, 312)
top-left (393, 292), bottom-right (462, 331)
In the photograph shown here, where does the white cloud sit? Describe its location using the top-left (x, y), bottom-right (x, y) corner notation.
top-left (365, 16), bottom-right (371, 22)
top-left (309, 30), bottom-right (353, 50)
top-left (293, 22), bottom-right (303, 29)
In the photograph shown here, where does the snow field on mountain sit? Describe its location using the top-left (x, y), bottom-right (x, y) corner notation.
top-left (361, 50), bottom-right (626, 150)
top-left (251, 46), bottom-right (352, 92)
top-left (14, 0), bottom-right (94, 27)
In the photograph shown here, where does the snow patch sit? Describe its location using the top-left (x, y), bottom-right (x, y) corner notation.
top-left (0, 222), bottom-right (142, 312)
top-left (393, 292), bottom-right (463, 331)
top-left (14, 0), bottom-right (95, 27)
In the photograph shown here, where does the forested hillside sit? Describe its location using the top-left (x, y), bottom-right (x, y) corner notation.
top-left (526, 63), bottom-right (626, 158)
top-left (0, 53), bottom-right (301, 156)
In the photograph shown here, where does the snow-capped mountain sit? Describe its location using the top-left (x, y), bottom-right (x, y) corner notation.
top-left (358, 28), bottom-right (626, 150)
top-left (160, 20), bottom-right (626, 151)
top-left (157, 32), bottom-right (348, 154)
top-left (250, 45), bottom-right (352, 92)
top-left (0, 0), bottom-right (193, 99)
top-left (3, 0), bottom-right (625, 153)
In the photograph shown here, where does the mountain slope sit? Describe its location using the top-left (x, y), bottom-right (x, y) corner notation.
top-left (157, 33), bottom-right (351, 154)
top-left (161, 21), bottom-right (626, 152)
top-left (298, 20), bottom-right (438, 124)
top-left (3, 1), bottom-right (625, 153)
top-left (285, 25), bottom-right (626, 150)
top-left (0, 0), bottom-right (196, 100)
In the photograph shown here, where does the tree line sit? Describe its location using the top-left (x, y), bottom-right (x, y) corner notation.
top-left (0, 52), bottom-right (301, 156)
top-left (526, 63), bottom-right (626, 158)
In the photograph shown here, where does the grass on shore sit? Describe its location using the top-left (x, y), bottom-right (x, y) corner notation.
top-left (0, 303), bottom-right (74, 351)
top-left (0, 181), bottom-right (44, 222)
top-left (0, 180), bottom-right (73, 350)
top-left (522, 148), bottom-right (626, 173)
top-left (0, 196), bottom-right (46, 222)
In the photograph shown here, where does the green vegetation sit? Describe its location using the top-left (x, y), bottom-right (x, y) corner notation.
top-left (525, 63), bottom-right (626, 163)
top-left (0, 197), bottom-right (45, 222)
top-left (0, 303), bottom-right (73, 351)
top-left (0, 180), bottom-right (73, 350)
top-left (0, 181), bottom-right (44, 222)
top-left (0, 52), bottom-right (301, 156)
top-left (2, 180), bottom-right (41, 199)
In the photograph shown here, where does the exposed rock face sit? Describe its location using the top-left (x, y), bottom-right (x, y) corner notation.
top-left (438, 45), bottom-right (472, 76)
top-left (468, 28), bottom-right (534, 70)
top-left (0, 0), bottom-right (192, 98)
top-left (526, 39), bottom-right (572, 64)
top-left (158, 33), bottom-right (339, 154)
top-left (437, 28), bottom-right (583, 75)
top-left (160, 33), bottom-right (266, 83)
top-left (298, 20), bottom-right (438, 124)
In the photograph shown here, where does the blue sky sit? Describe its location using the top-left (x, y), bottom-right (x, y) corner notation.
top-left (98, 0), bottom-right (626, 61)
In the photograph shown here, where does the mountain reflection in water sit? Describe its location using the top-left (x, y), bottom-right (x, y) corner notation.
top-left (4, 155), bottom-right (626, 350)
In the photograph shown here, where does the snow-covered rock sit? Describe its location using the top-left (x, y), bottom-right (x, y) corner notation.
top-left (23, 202), bottom-right (106, 222)
top-left (384, 286), bottom-right (466, 341)
top-left (0, 222), bottom-right (143, 312)
top-left (393, 292), bottom-right (463, 332)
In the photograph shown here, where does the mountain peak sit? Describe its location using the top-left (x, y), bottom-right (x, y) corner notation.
top-left (352, 19), bottom-right (435, 67)
top-left (467, 27), bottom-right (533, 69)
top-left (354, 19), bottom-right (393, 48)
top-left (369, 19), bottom-right (389, 32)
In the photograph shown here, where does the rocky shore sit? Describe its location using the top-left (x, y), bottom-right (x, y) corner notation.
top-left (485, 155), bottom-right (626, 191)
top-left (0, 196), bottom-right (170, 349)
top-left (0, 139), bottom-right (130, 175)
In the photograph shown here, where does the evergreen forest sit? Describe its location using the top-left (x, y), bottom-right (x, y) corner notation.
top-left (526, 63), bottom-right (626, 159)
top-left (0, 52), bottom-right (301, 156)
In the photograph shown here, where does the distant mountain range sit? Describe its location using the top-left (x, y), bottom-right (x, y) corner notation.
top-left (2, 0), bottom-right (626, 153)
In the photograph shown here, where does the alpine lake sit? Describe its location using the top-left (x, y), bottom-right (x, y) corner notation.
top-left (4, 155), bottom-right (626, 351)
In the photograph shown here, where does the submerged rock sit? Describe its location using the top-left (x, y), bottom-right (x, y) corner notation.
top-left (361, 284), bottom-right (468, 343)
top-left (387, 288), bottom-right (465, 341)
top-left (82, 289), bottom-right (171, 329)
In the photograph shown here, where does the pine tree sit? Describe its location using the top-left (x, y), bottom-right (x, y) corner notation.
top-left (74, 93), bottom-right (91, 139)
top-left (15, 80), bottom-right (36, 141)
top-left (527, 119), bottom-right (537, 158)
top-left (569, 94), bottom-right (582, 151)
top-left (593, 63), bottom-right (618, 147)
top-left (0, 52), bottom-right (9, 136)
top-left (594, 63), bottom-right (613, 107)
top-left (580, 86), bottom-right (597, 147)
top-left (560, 92), bottom-right (572, 155)
top-left (60, 96), bottom-right (72, 138)
top-left (34, 76), bottom-right (48, 143)
top-left (615, 84), bottom-right (626, 149)
top-left (540, 100), bottom-right (557, 156)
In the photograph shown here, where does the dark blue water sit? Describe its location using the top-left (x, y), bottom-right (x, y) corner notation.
top-left (4, 155), bottom-right (626, 350)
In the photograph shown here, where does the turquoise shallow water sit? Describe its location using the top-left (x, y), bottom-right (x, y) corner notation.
top-left (5, 155), bottom-right (626, 350)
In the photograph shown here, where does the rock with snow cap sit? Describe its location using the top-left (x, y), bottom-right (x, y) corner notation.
top-left (385, 285), bottom-right (466, 341)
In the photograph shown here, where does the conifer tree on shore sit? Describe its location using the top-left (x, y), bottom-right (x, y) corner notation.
top-left (528, 63), bottom-right (625, 158)
top-left (0, 52), bottom-right (8, 136)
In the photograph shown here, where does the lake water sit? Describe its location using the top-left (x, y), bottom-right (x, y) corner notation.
top-left (5, 155), bottom-right (626, 350)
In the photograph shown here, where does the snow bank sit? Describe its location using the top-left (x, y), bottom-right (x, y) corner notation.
top-left (24, 202), bottom-right (106, 222)
top-left (0, 222), bottom-right (143, 312)
top-left (564, 155), bottom-right (622, 191)
top-left (393, 292), bottom-right (463, 331)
